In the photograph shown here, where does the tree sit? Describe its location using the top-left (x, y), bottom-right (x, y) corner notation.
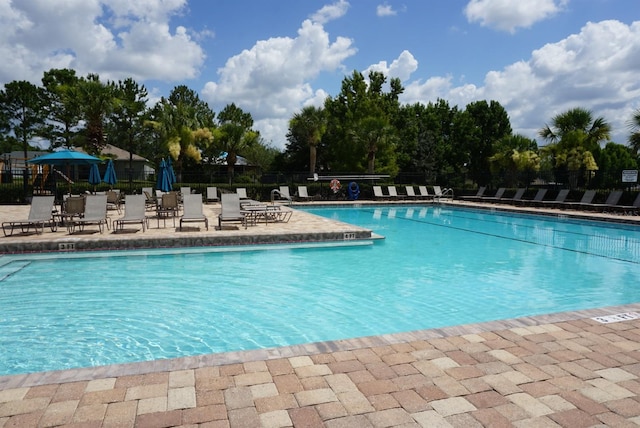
top-left (147, 85), bottom-right (215, 180)
top-left (288, 105), bottom-right (326, 174)
top-left (463, 100), bottom-right (512, 186)
top-left (41, 68), bottom-right (82, 149)
top-left (75, 74), bottom-right (114, 154)
top-left (489, 134), bottom-right (539, 187)
top-left (109, 78), bottom-right (149, 188)
top-left (628, 108), bottom-right (640, 156)
top-left (539, 108), bottom-right (611, 188)
top-left (0, 80), bottom-right (47, 195)
top-left (214, 103), bottom-right (258, 184)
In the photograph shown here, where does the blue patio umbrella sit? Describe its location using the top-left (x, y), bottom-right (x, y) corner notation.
top-left (28, 149), bottom-right (103, 194)
top-left (156, 158), bottom-right (172, 192)
top-left (103, 159), bottom-right (117, 188)
top-left (88, 163), bottom-right (101, 192)
top-left (167, 157), bottom-right (177, 184)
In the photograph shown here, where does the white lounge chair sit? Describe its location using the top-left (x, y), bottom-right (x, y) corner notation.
top-left (278, 186), bottom-right (292, 201)
top-left (387, 186), bottom-right (402, 199)
top-left (180, 194), bottom-right (208, 230)
top-left (417, 186), bottom-right (432, 199)
top-left (2, 196), bottom-right (56, 236)
top-left (405, 186), bottom-right (417, 199)
top-left (433, 186), bottom-right (453, 202)
top-left (219, 193), bottom-right (247, 229)
top-left (206, 186), bottom-right (219, 203)
top-left (113, 194), bottom-right (147, 232)
top-left (373, 186), bottom-right (385, 199)
top-left (297, 186), bottom-right (311, 201)
top-left (67, 194), bottom-right (109, 234)
top-left (236, 188), bottom-right (249, 199)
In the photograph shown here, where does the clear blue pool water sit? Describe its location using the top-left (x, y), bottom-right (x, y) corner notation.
top-left (2, 204), bottom-right (640, 375)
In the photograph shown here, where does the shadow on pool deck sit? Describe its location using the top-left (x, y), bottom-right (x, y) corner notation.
top-left (1, 199), bottom-right (640, 426)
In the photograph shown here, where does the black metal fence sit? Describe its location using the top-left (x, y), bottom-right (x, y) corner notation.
top-left (0, 166), bottom-right (637, 204)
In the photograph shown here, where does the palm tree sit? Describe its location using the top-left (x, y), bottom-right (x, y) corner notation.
top-left (216, 104), bottom-right (258, 184)
top-left (288, 106), bottom-right (326, 174)
top-left (539, 107), bottom-right (611, 149)
top-left (628, 108), bottom-right (640, 155)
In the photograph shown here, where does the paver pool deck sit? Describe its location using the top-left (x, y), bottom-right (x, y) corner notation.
top-left (1, 199), bottom-right (640, 427)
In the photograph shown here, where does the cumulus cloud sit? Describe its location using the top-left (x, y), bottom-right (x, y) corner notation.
top-left (364, 50), bottom-right (418, 82)
top-left (402, 20), bottom-right (640, 144)
top-left (202, 14), bottom-right (356, 147)
top-left (0, 0), bottom-right (205, 85)
top-left (376, 3), bottom-right (397, 17)
top-left (310, 0), bottom-right (350, 25)
top-left (464, 0), bottom-right (567, 33)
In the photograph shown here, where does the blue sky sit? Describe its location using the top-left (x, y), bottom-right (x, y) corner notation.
top-left (1, 0), bottom-right (639, 150)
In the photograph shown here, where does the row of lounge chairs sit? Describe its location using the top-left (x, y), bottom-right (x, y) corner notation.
top-left (461, 187), bottom-right (640, 213)
top-left (373, 185), bottom-right (453, 201)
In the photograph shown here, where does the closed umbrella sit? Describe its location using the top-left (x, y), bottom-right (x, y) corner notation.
top-left (103, 159), bottom-right (117, 188)
top-left (156, 159), bottom-right (172, 192)
top-left (28, 149), bottom-right (103, 194)
top-left (88, 164), bottom-right (101, 193)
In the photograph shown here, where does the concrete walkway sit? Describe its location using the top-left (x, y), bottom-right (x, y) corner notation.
top-left (1, 199), bottom-right (640, 427)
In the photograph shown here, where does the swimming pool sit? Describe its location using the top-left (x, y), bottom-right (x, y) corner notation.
top-left (2, 205), bottom-right (640, 375)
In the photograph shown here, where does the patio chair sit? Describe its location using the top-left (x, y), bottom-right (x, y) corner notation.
top-left (106, 190), bottom-right (122, 214)
top-left (499, 188), bottom-right (525, 204)
top-left (373, 186), bottom-right (386, 199)
top-left (206, 186), bottom-right (219, 203)
top-left (219, 193), bottom-right (247, 229)
top-left (613, 192), bottom-right (640, 215)
top-left (296, 186), bottom-right (311, 201)
top-left (180, 194), bottom-right (208, 231)
top-left (405, 186), bottom-right (417, 199)
top-left (67, 194), bottom-right (109, 234)
top-left (516, 188), bottom-right (547, 206)
top-left (278, 186), bottom-right (292, 201)
top-left (480, 187), bottom-right (506, 203)
top-left (584, 190), bottom-right (623, 212)
top-left (62, 195), bottom-right (85, 221)
top-left (433, 186), bottom-right (454, 202)
top-left (563, 190), bottom-right (596, 210)
top-left (418, 186), bottom-right (433, 200)
top-left (459, 186), bottom-right (486, 201)
top-left (2, 196), bottom-right (57, 236)
top-left (387, 186), bottom-right (402, 199)
top-left (236, 187), bottom-right (249, 200)
top-left (143, 190), bottom-right (157, 210)
top-left (536, 189), bottom-right (570, 208)
top-left (113, 194), bottom-right (147, 233)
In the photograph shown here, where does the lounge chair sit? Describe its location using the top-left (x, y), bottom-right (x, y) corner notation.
top-left (278, 186), bottom-right (292, 202)
top-left (2, 196), bottom-right (57, 236)
top-left (387, 186), bottom-right (402, 199)
top-left (180, 194), bottom-right (208, 230)
top-left (499, 188), bottom-right (525, 204)
top-left (517, 188), bottom-right (547, 206)
top-left (106, 190), bottom-right (122, 214)
top-left (433, 186), bottom-right (453, 202)
top-left (113, 194), bottom-right (147, 232)
top-left (180, 186), bottom-right (191, 197)
top-left (206, 186), bottom-right (219, 203)
top-left (613, 192), bottom-right (640, 214)
top-left (67, 194), bottom-right (109, 234)
top-left (143, 190), bottom-right (157, 210)
top-left (219, 193), bottom-right (247, 229)
top-left (584, 190), bottom-right (623, 212)
top-left (563, 190), bottom-right (596, 210)
top-left (480, 187), bottom-right (506, 203)
top-left (236, 187), bottom-right (249, 200)
top-left (296, 186), bottom-right (311, 201)
top-left (459, 186), bottom-right (486, 201)
top-left (536, 189), bottom-right (570, 208)
top-left (405, 186), bottom-right (417, 199)
top-left (417, 186), bottom-right (433, 199)
top-left (373, 185), bottom-right (386, 199)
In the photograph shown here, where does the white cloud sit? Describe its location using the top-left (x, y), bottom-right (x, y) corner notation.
top-left (364, 50), bottom-right (418, 82)
top-left (310, 0), bottom-right (350, 25)
top-left (0, 0), bottom-right (205, 85)
top-left (464, 0), bottom-right (567, 33)
top-left (202, 17), bottom-right (356, 147)
top-left (376, 3), bottom-right (397, 17)
top-left (402, 20), bottom-right (640, 144)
